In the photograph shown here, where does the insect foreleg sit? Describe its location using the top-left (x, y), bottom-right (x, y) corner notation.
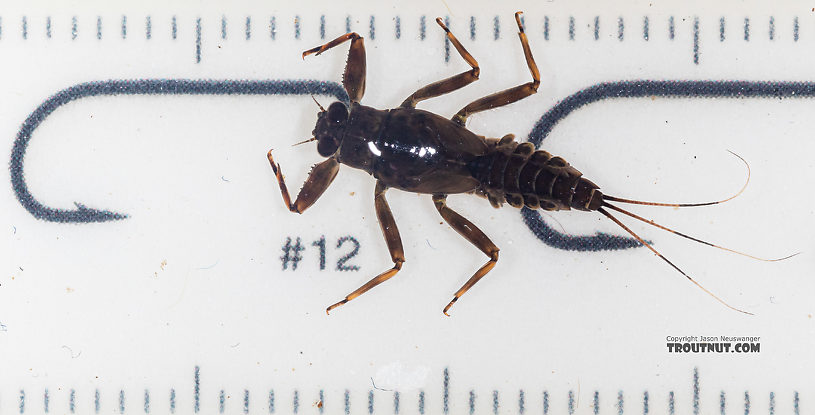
top-left (302, 32), bottom-right (366, 103)
top-left (267, 150), bottom-right (339, 213)
top-left (453, 12), bottom-right (540, 125)
top-left (400, 18), bottom-right (480, 109)
top-left (433, 195), bottom-right (500, 316)
top-left (326, 181), bottom-right (405, 314)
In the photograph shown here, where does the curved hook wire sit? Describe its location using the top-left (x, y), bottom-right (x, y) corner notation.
top-left (10, 79), bottom-right (349, 223)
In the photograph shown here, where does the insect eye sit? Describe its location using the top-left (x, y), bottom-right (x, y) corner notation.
top-left (327, 102), bottom-right (348, 123)
top-left (317, 136), bottom-right (340, 157)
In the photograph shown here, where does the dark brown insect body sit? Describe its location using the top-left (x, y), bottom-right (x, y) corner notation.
top-left (269, 12), bottom-right (784, 316)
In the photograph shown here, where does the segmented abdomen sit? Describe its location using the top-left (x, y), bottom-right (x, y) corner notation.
top-left (468, 136), bottom-right (603, 211)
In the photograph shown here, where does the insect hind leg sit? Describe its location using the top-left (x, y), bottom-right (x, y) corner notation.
top-left (433, 195), bottom-right (500, 316)
top-left (452, 12), bottom-right (540, 126)
top-left (400, 18), bottom-right (480, 108)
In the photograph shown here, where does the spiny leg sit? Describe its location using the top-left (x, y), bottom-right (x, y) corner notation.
top-left (303, 32), bottom-right (366, 103)
top-left (452, 12), bottom-right (540, 126)
top-left (433, 195), bottom-right (500, 316)
top-left (400, 18), bottom-right (480, 108)
top-left (267, 150), bottom-right (339, 213)
top-left (326, 181), bottom-right (405, 314)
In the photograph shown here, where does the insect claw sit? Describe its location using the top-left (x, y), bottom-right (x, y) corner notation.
top-left (435, 17), bottom-right (449, 32)
top-left (514, 12), bottom-right (524, 32)
top-left (442, 298), bottom-right (458, 316)
top-left (326, 299), bottom-right (348, 315)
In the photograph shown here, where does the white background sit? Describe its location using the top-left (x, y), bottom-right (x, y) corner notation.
top-left (1, 1), bottom-right (813, 414)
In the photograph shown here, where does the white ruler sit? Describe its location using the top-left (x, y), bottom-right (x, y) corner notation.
top-left (1, 0), bottom-right (812, 414)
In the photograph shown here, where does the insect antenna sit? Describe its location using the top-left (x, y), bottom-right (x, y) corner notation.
top-left (596, 206), bottom-right (753, 315)
top-left (602, 202), bottom-right (800, 262)
top-left (311, 95), bottom-right (326, 112)
top-left (292, 137), bottom-right (317, 147)
top-left (605, 150), bottom-right (749, 208)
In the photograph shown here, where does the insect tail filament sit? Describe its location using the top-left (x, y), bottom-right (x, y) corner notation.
top-left (596, 206), bottom-right (753, 315)
top-left (601, 202), bottom-right (799, 262)
top-left (604, 150), bottom-right (750, 208)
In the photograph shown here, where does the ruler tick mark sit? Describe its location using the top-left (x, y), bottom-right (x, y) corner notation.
top-left (669, 16), bottom-right (675, 40)
top-left (720, 391), bottom-right (726, 415)
top-left (769, 16), bottom-right (775, 40)
top-left (370, 15), bottom-right (375, 40)
top-left (469, 16), bottom-right (475, 41)
top-left (618, 16), bottom-right (624, 41)
top-left (492, 390), bottom-right (499, 415)
top-left (22, 16), bottom-right (27, 40)
top-left (720, 17), bottom-right (725, 42)
top-left (669, 391), bottom-right (675, 415)
top-left (170, 388), bottom-right (176, 413)
top-left (244, 389), bottom-right (250, 414)
top-left (119, 390), bottom-right (125, 414)
top-left (693, 368), bottom-right (700, 415)
top-left (569, 16), bottom-right (575, 40)
top-left (568, 390), bottom-right (575, 414)
top-left (644, 391), bottom-right (650, 414)
top-left (270, 16), bottom-right (276, 40)
top-left (219, 390), bottom-right (225, 413)
top-left (46, 16), bottom-right (51, 38)
top-left (744, 391), bottom-right (750, 415)
top-left (269, 390), bottom-right (275, 413)
top-left (519, 390), bottom-right (525, 414)
top-left (395, 16), bottom-right (401, 39)
top-left (444, 16), bottom-right (450, 63)
top-left (344, 389), bottom-right (350, 415)
top-left (368, 390), bottom-right (374, 414)
top-left (443, 367), bottom-right (449, 414)
top-left (420, 15), bottom-right (426, 40)
top-left (171, 16), bottom-right (177, 40)
top-left (295, 15), bottom-right (301, 39)
top-left (319, 390), bottom-right (325, 414)
top-left (617, 391), bottom-right (624, 415)
top-left (493, 15), bottom-right (499, 40)
top-left (794, 16), bottom-right (800, 41)
top-left (593, 391), bottom-right (599, 415)
top-left (146, 16), bottom-right (151, 40)
top-left (543, 391), bottom-right (549, 415)
top-left (246, 16), bottom-right (251, 40)
top-left (72, 16), bottom-right (78, 40)
top-left (794, 391), bottom-right (800, 415)
top-left (769, 392), bottom-right (775, 415)
top-left (594, 16), bottom-right (599, 40)
top-left (70, 389), bottom-right (76, 414)
top-left (144, 389), bottom-right (150, 414)
top-left (221, 16), bottom-right (227, 40)
top-left (544, 15), bottom-right (549, 40)
top-left (643, 16), bottom-right (649, 40)
top-left (195, 18), bottom-right (202, 63)
top-left (121, 15), bottom-right (127, 39)
top-left (744, 18), bottom-right (750, 41)
top-left (693, 17), bottom-right (700, 64)
top-left (194, 366), bottom-right (200, 412)
top-left (394, 391), bottom-right (400, 414)
top-left (320, 15), bottom-right (325, 40)
top-left (468, 390), bottom-right (475, 415)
